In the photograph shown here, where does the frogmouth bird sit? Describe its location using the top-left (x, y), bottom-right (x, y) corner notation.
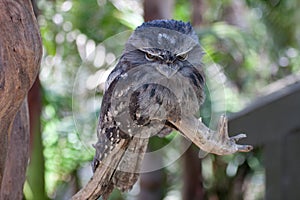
top-left (92, 19), bottom-right (252, 198)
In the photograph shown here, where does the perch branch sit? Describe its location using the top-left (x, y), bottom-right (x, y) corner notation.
top-left (73, 115), bottom-right (252, 199)
top-left (72, 139), bottom-right (129, 200)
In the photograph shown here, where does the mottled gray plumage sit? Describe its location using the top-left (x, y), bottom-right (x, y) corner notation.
top-left (92, 19), bottom-right (252, 198)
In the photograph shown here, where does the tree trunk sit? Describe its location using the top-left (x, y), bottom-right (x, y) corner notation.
top-left (182, 145), bottom-right (204, 200)
top-left (27, 78), bottom-right (48, 199)
top-left (137, 1), bottom-right (174, 200)
top-left (0, 0), bottom-right (42, 196)
top-left (0, 99), bottom-right (30, 199)
top-left (182, 1), bottom-right (205, 200)
top-left (191, 0), bottom-right (203, 26)
top-left (143, 0), bottom-right (174, 22)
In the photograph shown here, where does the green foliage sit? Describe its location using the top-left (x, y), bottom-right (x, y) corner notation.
top-left (173, 0), bottom-right (190, 22)
top-left (71, 0), bottom-right (127, 42)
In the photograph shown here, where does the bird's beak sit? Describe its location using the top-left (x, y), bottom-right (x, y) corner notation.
top-left (156, 64), bottom-right (179, 78)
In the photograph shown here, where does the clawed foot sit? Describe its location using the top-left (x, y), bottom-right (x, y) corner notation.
top-left (217, 115), bottom-right (253, 153)
top-left (230, 133), bottom-right (246, 141)
top-left (170, 114), bottom-right (253, 155)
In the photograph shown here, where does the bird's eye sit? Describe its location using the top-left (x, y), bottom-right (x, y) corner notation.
top-left (145, 52), bottom-right (156, 61)
top-left (177, 53), bottom-right (188, 61)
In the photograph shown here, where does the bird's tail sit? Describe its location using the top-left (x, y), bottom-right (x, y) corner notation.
top-left (112, 136), bottom-right (149, 191)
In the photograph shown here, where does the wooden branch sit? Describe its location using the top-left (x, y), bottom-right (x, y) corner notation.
top-left (72, 140), bottom-right (130, 200)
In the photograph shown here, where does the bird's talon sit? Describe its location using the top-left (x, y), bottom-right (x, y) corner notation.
top-left (236, 144), bottom-right (253, 152)
top-left (230, 133), bottom-right (247, 141)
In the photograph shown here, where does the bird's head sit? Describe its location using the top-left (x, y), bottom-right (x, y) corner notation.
top-left (124, 19), bottom-right (203, 78)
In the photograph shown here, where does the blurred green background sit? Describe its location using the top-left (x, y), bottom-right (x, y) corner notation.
top-left (24, 0), bottom-right (300, 199)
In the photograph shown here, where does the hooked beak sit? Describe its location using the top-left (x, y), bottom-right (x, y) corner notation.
top-left (156, 64), bottom-right (179, 78)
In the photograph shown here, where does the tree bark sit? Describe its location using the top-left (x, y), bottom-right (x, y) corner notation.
top-left (0, 99), bottom-right (30, 200)
top-left (0, 0), bottom-right (42, 195)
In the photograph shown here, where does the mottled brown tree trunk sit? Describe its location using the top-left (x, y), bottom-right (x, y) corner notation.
top-left (0, 0), bottom-right (42, 197)
top-left (0, 100), bottom-right (30, 199)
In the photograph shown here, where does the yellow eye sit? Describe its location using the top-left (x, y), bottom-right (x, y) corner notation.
top-left (177, 53), bottom-right (188, 61)
top-left (145, 52), bottom-right (156, 61)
